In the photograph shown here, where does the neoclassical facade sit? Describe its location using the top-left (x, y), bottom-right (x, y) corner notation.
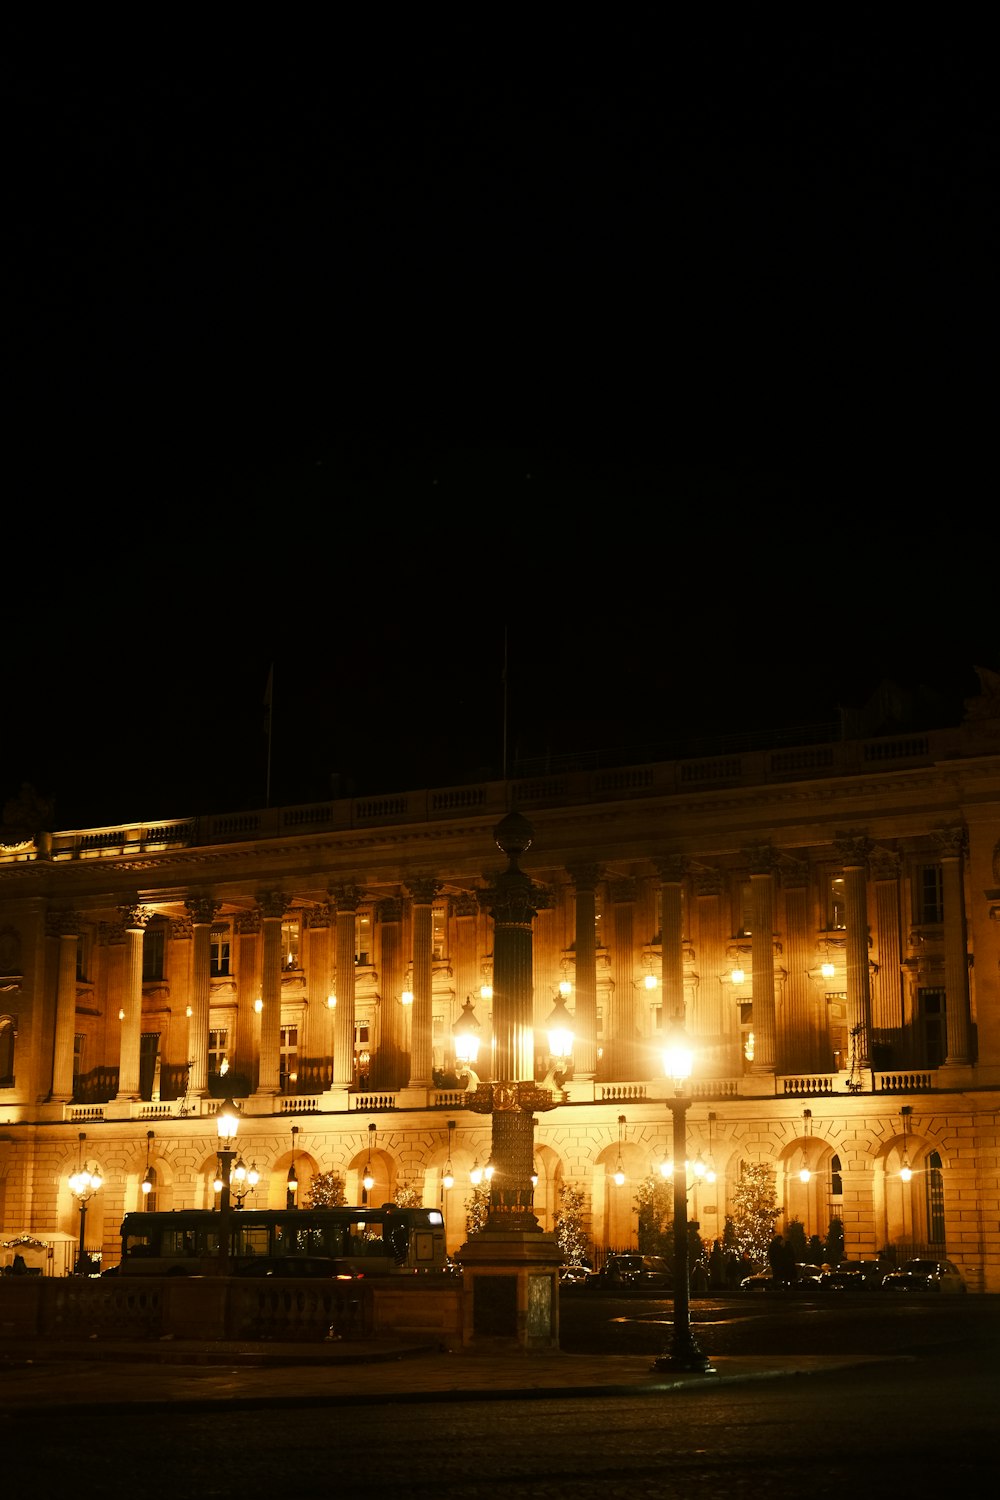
top-left (3, 680), bottom-right (1000, 1286)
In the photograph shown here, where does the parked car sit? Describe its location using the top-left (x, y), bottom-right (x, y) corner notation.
top-left (559, 1262), bottom-right (592, 1285)
top-left (881, 1258), bottom-right (967, 1294)
top-left (818, 1260), bottom-right (883, 1291)
top-left (587, 1253), bottom-right (672, 1288)
top-left (740, 1263), bottom-right (824, 1292)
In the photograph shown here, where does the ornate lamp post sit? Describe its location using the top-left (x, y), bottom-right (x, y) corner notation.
top-left (457, 811), bottom-right (562, 1351)
top-left (652, 1024), bottom-right (715, 1374)
top-left (214, 1096), bottom-right (240, 1270)
top-left (68, 1131), bottom-right (102, 1275)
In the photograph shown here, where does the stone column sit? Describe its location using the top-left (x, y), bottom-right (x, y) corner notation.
top-left (256, 891), bottom-right (288, 1095)
top-left (937, 826), bottom-right (972, 1065)
top-left (779, 863), bottom-right (813, 1073)
top-left (836, 835), bottom-right (873, 1070)
top-left (746, 847), bottom-right (777, 1075)
top-left (116, 905), bottom-right (149, 1100)
top-left (472, 812), bottom-right (554, 1225)
top-left (655, 857), bottom-right (686, 1026)
top-left (331, 885), bottom-right (364, 1087)
top-left (48, 909), bottom-right (81, 1102)
top-left (234, 909), bottom-right (261, 1096)
top-left (607, 879), bottom-right (638, 1081)
top-left (693, 867), bottom-right (730, 1070)
top-left (568, 864), bottom-right (601, 1081)
top-left (407, 878), bottom-right (439, 1089)
top-left (185, 896), bottom-right (219, 1096)
top-left (304, 903), bottom-right (333, 1092)
top-left (870, 849), bottom-right (904, 1068)
top-left (374, 896), bottom-right (404, 1088)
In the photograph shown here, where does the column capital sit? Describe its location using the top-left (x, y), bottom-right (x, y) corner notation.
top-left (304, 903), bottom-right (334, 929)
top-left (609, 877), bottom-right (638, 904)
top-left (330, 883), bottom-right (366, 913)
top-left (834, 833), bottom-right (872, 868)
top-left (779, 859), bottom-right (811, 890)
top-left (376, 895), bottom-right (403, 923)
top-left (257, 890), bottom-right (290, 921)
top-left (236, 908), bottom-right (261, 936)
top-left (692, 866), bottom-right (724, 898)
top-left (653, 856), bottom-right (688, 884)
top-left (870, 848), bottom-right (901, 881)
top-left (405, 877), bottom-right (440, 906)
top-left (46, 908), bottom-right (82, 939)
top-left (117, 904), bottom-right (152, 932)
top-left (184, 896), bottom-right (221, 927)
top-left (743, 843), bottom-right (778, 877)
top-left (933, 825), bottom-right (967, 860)
top-left (567, 863), bottom-right (603, 893)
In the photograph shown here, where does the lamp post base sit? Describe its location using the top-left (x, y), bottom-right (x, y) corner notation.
top-left (652, 1335), bottom-right (717, 1375)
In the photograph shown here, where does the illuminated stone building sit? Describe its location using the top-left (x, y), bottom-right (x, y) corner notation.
top-left (3, 674), bottom-right (1000, 1289)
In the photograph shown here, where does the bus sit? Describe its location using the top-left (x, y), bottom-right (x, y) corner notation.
top-left (116, 1204), bottom-right (447, 1278)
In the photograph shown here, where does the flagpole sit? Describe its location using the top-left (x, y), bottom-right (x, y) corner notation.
top-left (502, 625), bottom-right (509, 784)
top-left (264, 663), bottom-right (274, 808)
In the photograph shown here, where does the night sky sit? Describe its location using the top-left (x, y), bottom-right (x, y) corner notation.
top-left (2, 28), bottom-right (995, 831)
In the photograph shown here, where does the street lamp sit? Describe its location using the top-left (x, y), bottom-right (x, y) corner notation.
top-left (362, 1123), bottom-right (376, 1196)
top-left (286, 1125), bottom-right (299, 1209)
top-left (214, 1097), bottom-right (240, 1270)
top-left (652, 1024), bottom-right (715, 1375)
top-left (68, 1132), bottom-right (103, 1276)
top-left (452, 996), bottom-right (482, 1073)
top-left (546, 987), bottom-right (575, 1075)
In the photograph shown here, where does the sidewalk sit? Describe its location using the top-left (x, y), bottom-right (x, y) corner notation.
top-left (0, 1336), bottom-right (909, 1411)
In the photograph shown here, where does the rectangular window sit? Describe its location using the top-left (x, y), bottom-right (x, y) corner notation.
top-left (353, 1022), bottom-right (370, 1081)
top-left (139, 1033), bottom-right (160, 1101)
top-left (281, 920), bottom-right (300, 971)
top-left (356, 911), bottom-right (372, 968)
top-left (827, 994), bottom-right (848, 1071)
top-left (738, 881), bottom-right (753, 937)
top-left (827, 875), bottom-right (846, 931)
top-left (927, 1159), bottom-right (945, 1245)
top-left (142, 927), bottom-right (166, 983)
top-left (918, 987), bottom-right (946, 1067)
top-left (75, 930), bottom-right (92, 983)
top-left (432, 906), bottom-right (448, 960)
top-left (917, 865), bottom-right (944, 925)
top-left (210, 924), bottom-right (231, 977)
top-left (73, 1033), bottom-right (84, 1085)
top-left (280, 1025), bottom-right (299, 1090)
top-left (594, 903), bottom-right (605, 949)
top-left (208, 1028), bottom-right (228, 1075)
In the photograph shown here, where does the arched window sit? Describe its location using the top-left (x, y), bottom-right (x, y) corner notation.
top-left (926, 1150), bottom-right (945, 1246)
top-left (143, 1167), bottom-right (158, 1213)
top-left (0, 1015), bottom-right (15, 1087)
top-left (829, 1154), bottom-right (843, 1198)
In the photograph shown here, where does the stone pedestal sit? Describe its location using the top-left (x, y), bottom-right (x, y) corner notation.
top-left (456, 1229), bottom-right (562, 1351)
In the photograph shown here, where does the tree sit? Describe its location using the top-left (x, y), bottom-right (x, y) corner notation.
top-left (634, 1172), bottom-right (672, 1255)
top-left (553, 1181), bottom-right (589, 1265)
top-left (393, 1181), bottom-right (421, 1208)
top-left (785, 1217), bottom-right (808, 1262)
top-left (304, 1170), bottom-right (346, 1208)
top-left (464, 1183), bottom-right (490, 1238)
top-left (729, 1161), bottom-right (781, 1269)
top-left (825, 1215), bottom-right (845, 1266)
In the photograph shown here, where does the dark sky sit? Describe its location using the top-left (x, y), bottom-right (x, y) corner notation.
top-left (2, 30), bottom-right (996, 830)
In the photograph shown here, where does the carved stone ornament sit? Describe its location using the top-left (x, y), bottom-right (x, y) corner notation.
top-left (118, 905), bottom-right (151, 932)
top-left (184, 896), bottom-right (221, 927)
top-left (45, 909), bottom-right (82, 940)
top-left (465, 1080), bottom-right (558, 1115)
top-left (257, 890), bottom-right (290, 920)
